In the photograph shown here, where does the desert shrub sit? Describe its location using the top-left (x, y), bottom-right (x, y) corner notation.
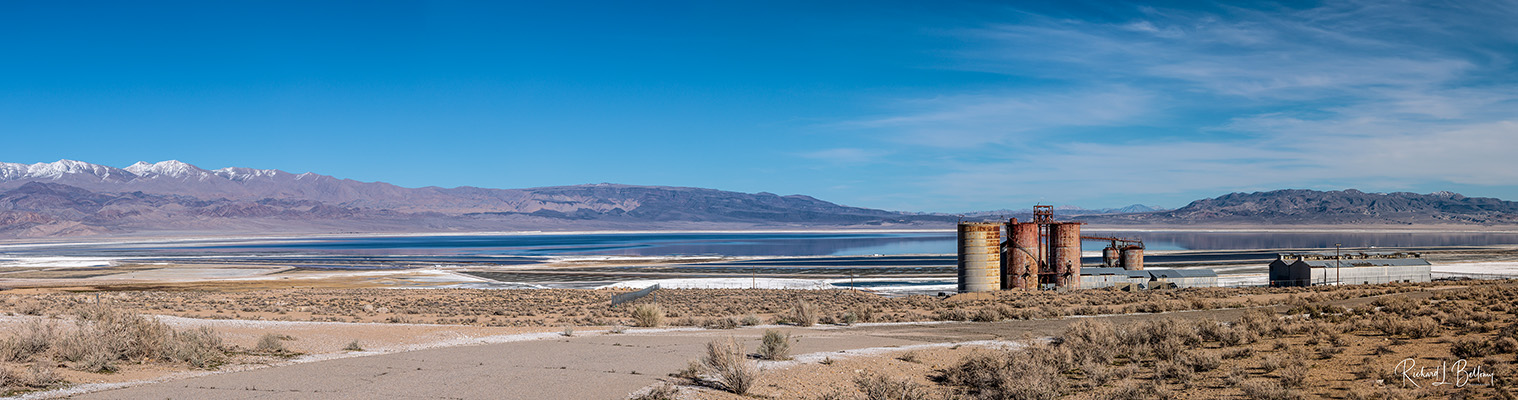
top-left (740, 314), bottom-right (762, 326)
top-left (1224, 365), bottom-right (1251, 387)
top-left (935, 308), bottom-right (972, 322)
top-left (53, 306), bottom-right (177, 371)
top-left (791, 300), bottom-right (819, 327)
top-left (1238, 309), bottom-right (1283, 338)
top-left (632, 304), bottom-right (665, 327)
top-left (855, 372), bottom-right (932, 400)
top-left (1, 320), bottom-right (57, 362)
top-left (1494, 336), bottom-right (1518, 354)
top-left (1373, 295), bottom-right (1419, 317)
top-left (758, 329), bottom-right (791, 361)
top-left (852, 306), bottom-right (879, 323)
top-left (255, 333), bottom-right (292, 354)
top-left (1060, 320), bottom-right (1119, 365)
top-left (1155, 360), bottom-right (1193, 386)
top-left (944, 346), bottom-right (1061, 400)
top-left (672, 359), bottom-right (701, 380)
top-left (1402, 317), bottom-right (1440, 338)
top-left (974, 305), bottom-right (1013, 322)
top-left (1278, 361), bottom-right (1309, 388)
top-left (1179, 350), bottom-right (1221, 372)
top-left (1240, 379), bottom-right (1299, 400)
top-left (631, 382), bottom-right (680, 400)
top-left (1109, 379), bottom-right (1169, 400)
top-left (343, 340), bottom-right (364, 351)
top-left (168, 326), bottom-right (225, 368)
top-left (840, 311), bottom-right (860, 325)
top-left (1450, 336), bottom-right (1494, 359)
top-left (897, 350), bottom-right (921, 363)
top-left (14, 301), bottom-right (44, 316)
top-left (702, 337), bottom-right (758, 394)
top-left (25, 362), bottom-right (59, 388)
top-left (702, 317), bottom-right (739, 330)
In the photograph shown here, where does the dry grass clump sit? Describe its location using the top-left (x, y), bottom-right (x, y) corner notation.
top-left (700, 337), bottom-right (759, 394)
top-left (943, 345), bottom-right (1061, 400)
top-left (630, 382), bottom-right (681, 400)
top-left (854, 372), bottom-right (935, 400)
top-left (254, 333), bottom-right (295, 355)
top-left (758, 329), bottom-right (791, 361)
top-left (631, 303), bottom-right (665, 327)
top-left (0, 362), bottom-right (62, 393)
top-left (790, 300), bottom-right (819, 327)
top-left (0, 306), bottom-right (227, 373)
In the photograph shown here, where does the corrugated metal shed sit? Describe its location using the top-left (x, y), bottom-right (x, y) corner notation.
top-left (1301, 259), bottom-right (1431, 268)
top-left (1148, 269), bottom-right (1218, 279)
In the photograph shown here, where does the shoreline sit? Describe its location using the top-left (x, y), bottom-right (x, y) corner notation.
top-left (6, 224), bottom-right (1518, 249)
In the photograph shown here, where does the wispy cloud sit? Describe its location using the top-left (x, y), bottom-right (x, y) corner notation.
top-left (806, 0), bottom-right (1518, 211)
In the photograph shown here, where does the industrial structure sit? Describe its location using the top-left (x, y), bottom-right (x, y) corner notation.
top-left (1078, 268), bottom-right (1219, 290)
top-left (1268, 252), bottom-right (1431, 287)
top-left (957, 205), bottom-right (1154, 292)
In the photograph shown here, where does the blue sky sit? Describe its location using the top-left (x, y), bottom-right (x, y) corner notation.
top-left (2, 1), bottom-right (1516, 213)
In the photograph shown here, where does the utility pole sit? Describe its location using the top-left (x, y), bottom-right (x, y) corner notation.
top-left (1335, 243), bottom-right (1342, 286)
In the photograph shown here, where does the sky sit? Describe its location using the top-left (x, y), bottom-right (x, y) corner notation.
top-left (2, 1), bottom-right (1516, 213)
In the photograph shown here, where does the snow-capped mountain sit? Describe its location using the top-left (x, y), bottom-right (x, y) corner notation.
top-left (0, 159), bottom-right (947, 238)
top-left (0, 160), bottom-right (135, 183)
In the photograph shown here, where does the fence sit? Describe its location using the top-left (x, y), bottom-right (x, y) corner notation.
top-left (608, 284), bottom-right (660, 306)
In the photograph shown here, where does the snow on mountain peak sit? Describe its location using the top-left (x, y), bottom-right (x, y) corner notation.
top-left (212, 166), bottom-right (283, 181)
top-left (0, 160), bottom-right (131, 181)
top-left (124, 160), bottom-right (211, 179)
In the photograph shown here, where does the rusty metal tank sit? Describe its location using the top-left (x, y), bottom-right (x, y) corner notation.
top-left (957, 222), bottom-right (1002, 293)
top-left (1003, 221), bottom-right (1040, 290)
top-left (1102, 245), bottom-right (1119, 268)
top-left (1121, 245), bottom-right (1144, 270)
top-left (1046, 222), bottom-right (1082, 288)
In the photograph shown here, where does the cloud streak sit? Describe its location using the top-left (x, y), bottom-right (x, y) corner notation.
top-left (806, 0), bottom-right (1518, 211)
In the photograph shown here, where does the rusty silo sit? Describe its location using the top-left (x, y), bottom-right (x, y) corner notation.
top-left (1121, 245), bottom-right (1145, 270)
top-left (957, 222), bottom-right (1002, 293)
top-left (1047, 222), bottom-right (1082, 288)
top-left (1004, 220), bottom-right (1040, 290)
top-left (1102, 245), bottom-right (1120, 268)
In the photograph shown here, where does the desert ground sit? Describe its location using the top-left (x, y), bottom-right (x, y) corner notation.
top-left (1, 237), bottom-right (1517, 399)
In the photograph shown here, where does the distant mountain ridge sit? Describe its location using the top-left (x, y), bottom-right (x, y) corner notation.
top-left (962, 204), bottom-right (1166, 218)
top-left (1, 160), bottom-right (1515, 238)
top-left (0, 160), bottom-right (950, 238)
top-left (1084, 189), bottom-right (1518, 225)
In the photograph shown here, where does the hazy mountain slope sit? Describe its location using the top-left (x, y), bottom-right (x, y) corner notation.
top-left (0, 160), bottom-right (952, 238)
top-left (2, 160), bottom-right (1515, 238)
top-left (1085, 189), bottom-right (1518, 225)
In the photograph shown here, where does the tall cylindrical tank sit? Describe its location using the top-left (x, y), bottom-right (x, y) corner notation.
top-left (957, 222), bottom-right (1002, 293)
top-left (1121, 246), bottom-right (1144, 270)
top-left (1102, 246), bottom-right (1120, 267)
top-left (1047, 223), bottom-right (1082, 288)
top-left (1004, 221), bottom-right (1040, 290)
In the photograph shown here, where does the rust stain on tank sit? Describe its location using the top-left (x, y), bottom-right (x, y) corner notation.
top-left (957, 222), bottom-right (1002, 293)
top-left (1004, 220), bottom-right (1040, 290)
top-left (1121, 245), bottom-right (1145, 271)
top-left (1047, 222), bottom-right (1082, 288)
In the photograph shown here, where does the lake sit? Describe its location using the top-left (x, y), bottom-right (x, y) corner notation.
top-left (6, 230), bottom-right (1518, 258)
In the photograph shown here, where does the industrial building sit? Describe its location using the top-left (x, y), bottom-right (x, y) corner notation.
top-left (1078, 267), bottom-right (1219, 290)
top-left (1268, 252), bottom-right (1431, 287)
top-left (957, 206), bottom-right (1160, 293)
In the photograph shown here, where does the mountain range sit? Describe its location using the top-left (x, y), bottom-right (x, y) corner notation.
top-left (0, 160), bottom-right (951, 238)
top-left (1, 160), bottom-right (1516, 238)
